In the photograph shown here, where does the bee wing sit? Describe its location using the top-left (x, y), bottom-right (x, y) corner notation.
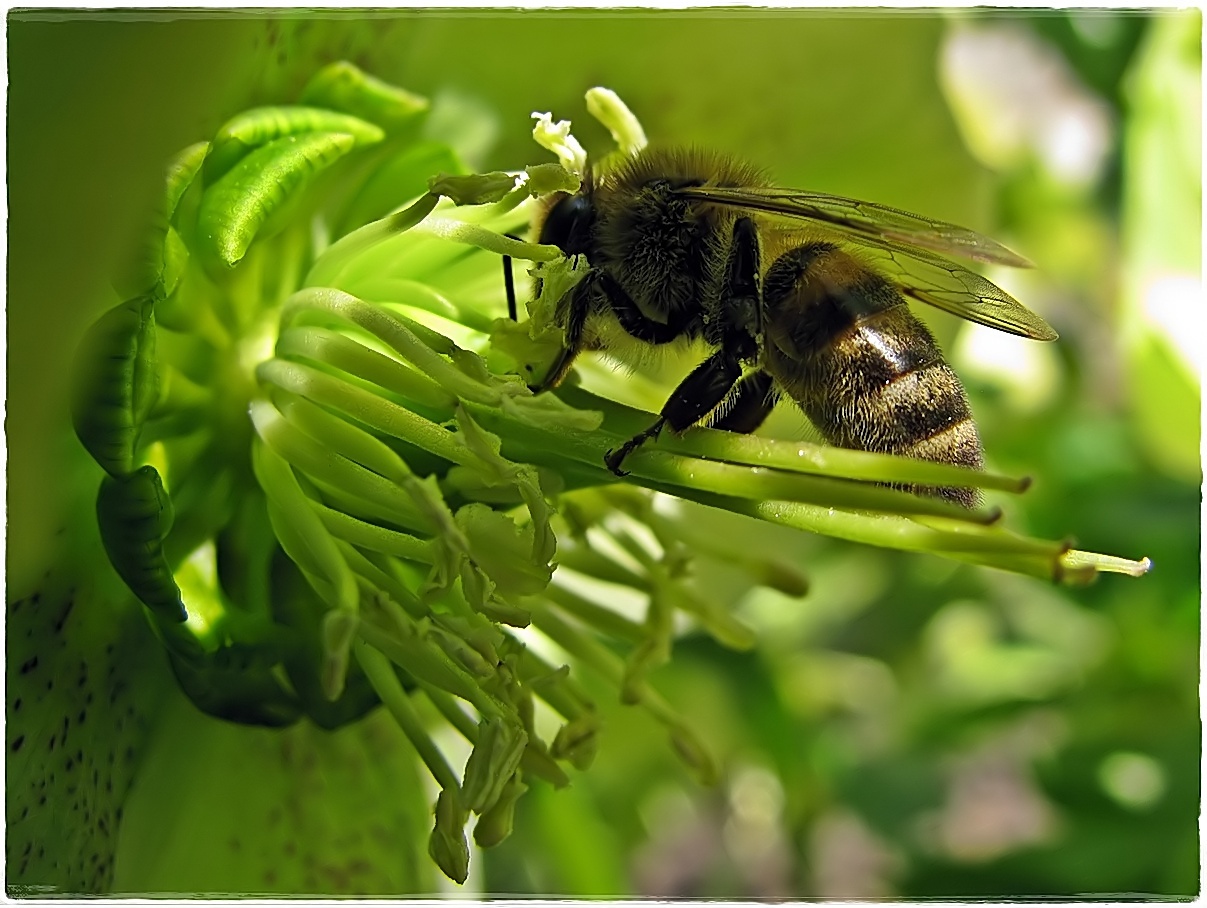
top-left (676, 186), bottom-right (1033, 269)
top-left (847, 232), bottom-right (1058, 340)
top-left (893, 254), bottom-right (1057, 340)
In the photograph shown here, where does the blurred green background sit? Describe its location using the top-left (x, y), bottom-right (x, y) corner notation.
top-left (6, 9), bottom-right (1200, 897)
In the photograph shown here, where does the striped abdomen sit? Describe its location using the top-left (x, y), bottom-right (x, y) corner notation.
top-left (761, 242), bottom-right (983, 507)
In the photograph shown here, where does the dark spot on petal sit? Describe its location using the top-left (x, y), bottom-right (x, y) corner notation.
top-left (11, 735), bottom-right (24, 752)
top-left (19, 656), bottom-right (37, 675)
top-left (53, 598), bottom-right (76, 633)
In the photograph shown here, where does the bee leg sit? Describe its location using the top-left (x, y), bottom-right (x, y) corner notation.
top-left (533, 268), bottom-right (599, 392)
top-left (707, 370), bottom-right (778, 434)
top-left (502, 253), bottom-right (518, 322)
top-left (604, 419), bottom-right (667, 476)
top-left (605, 350), bottom-right (743, 476)
top-left (501, 233), bottom-right (524, 322)
top-left (604, 270), bottom-right (694, 343)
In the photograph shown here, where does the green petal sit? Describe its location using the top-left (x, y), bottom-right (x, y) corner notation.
top-left (299, 60), bottom-right (428, 133)
top-left (205, 105), bottom-right (385, 182)
top-left (197, 131), bottom-right (359, 269)
top-left (95, 466), bottom-right (185, 623)
top-left (114, 141), bottom-right (210, 299)
top-left (72, 296), bottom-right (159, 478)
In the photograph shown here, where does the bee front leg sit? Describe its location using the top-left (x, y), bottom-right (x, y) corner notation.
top-left (501, 232), bottom-right (525, 323)
top-left (605, 350), bottom-right (743, 476)
top-left (534, 268), bottom-right (599, 392)
top-left (607, 216), bottom-right (764, 475)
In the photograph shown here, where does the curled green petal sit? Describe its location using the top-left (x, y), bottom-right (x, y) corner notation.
top-left (72, 296), bottom-right (159, 478)
top-left (166, 650), bottom-right (303, 728)
top-left (114, 141), bottom-right (210, 299)
top-left (96, 465), bottom-right (185, 623)
top-left (205, 105), bottom-right (384, 181)
top-left (299, 60), bottom-right (429, 133)
top-left (159, 226), bottom-right (190, 299)
top-left (197, 131), bottom-right (359, 269)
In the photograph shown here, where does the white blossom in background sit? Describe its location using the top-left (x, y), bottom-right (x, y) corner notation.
top-left (940, 22), bottom-right (1114, 189)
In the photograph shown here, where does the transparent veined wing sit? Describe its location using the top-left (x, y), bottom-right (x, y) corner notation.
top-left (757, 221), bottom-right (1058, 341)
top-left (675, 185), bottom-right (1034, 269)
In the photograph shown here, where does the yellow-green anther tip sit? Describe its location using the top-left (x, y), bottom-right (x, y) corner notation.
top-left (462, 717), bottom-right (527, 815)
top-left (429, 789), bottom-right (470, 886)
top-left (473, 776), bottom-right (528, 849)
top-left (429, 170), bottom-right (520, 206)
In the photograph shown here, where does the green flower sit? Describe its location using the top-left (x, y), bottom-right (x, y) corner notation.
top-left (36, 63), bottom-right (1151, 890)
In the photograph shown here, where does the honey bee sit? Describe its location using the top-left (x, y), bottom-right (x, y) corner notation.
top-left (525, 148), bottom-right (1057, 507)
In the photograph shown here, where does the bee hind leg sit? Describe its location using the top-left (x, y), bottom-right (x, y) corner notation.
top-left (604, 418), bottom-right (667, 476)
top-left (706, 370), bottom-right (778, 434)
top-left (605, 350), bottom-right (743, 476)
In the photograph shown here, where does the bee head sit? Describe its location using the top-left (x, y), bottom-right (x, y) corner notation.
top-left (538, 192), bottom-right (595, 257)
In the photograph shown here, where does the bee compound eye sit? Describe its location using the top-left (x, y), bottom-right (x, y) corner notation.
top-left (539, 193), bottom-right (594, 256)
